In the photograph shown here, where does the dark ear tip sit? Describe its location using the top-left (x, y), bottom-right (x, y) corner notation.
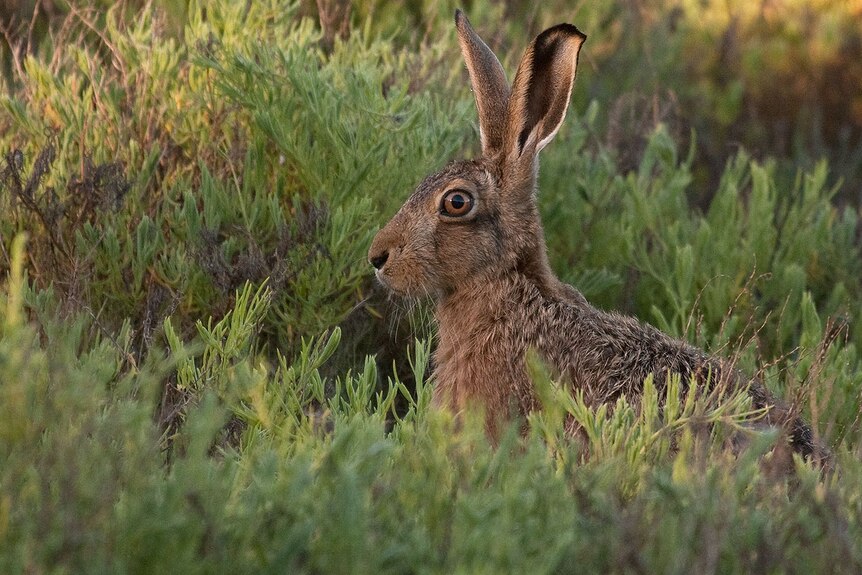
top-left (571, 25), bottom-right (587, 42)
top-left (541, 23), bottom-right (587, 43)
top-left (454, 9), bottom-right (463, 25)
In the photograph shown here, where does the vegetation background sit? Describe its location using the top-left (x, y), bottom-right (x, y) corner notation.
top-left (1, 0), bottom-right (861, 572)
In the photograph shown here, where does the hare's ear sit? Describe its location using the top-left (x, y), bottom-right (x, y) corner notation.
top-left (504, 24), bottom-right (586, 162)
top-left (455, 10), bottom-right (510, 156)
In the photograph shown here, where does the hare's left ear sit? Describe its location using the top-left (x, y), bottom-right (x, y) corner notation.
top-left (455, 10), bottom-right (510, 156)
top-left (504, 24), bottom-right (586, 163)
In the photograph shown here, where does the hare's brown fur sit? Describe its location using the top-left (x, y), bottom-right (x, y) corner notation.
top-left (369, 10), bottom-right (823, 460)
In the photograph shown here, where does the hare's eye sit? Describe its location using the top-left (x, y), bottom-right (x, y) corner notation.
top-left (440, 189), bottom-right (474, 217)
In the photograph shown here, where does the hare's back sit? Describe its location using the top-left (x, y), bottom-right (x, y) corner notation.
top-left (542, 295), bottom-right (720, 402)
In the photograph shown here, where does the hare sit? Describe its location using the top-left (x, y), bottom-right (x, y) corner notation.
top-left (368, 10), bottom-right (824, 461)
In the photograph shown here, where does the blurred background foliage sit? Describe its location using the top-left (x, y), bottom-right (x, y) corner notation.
top-left (1, 0), bottom-right (862, 571)
top-left (4, 0), bottom-right (862, 201)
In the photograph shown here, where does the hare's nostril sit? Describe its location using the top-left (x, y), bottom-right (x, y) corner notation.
top-left (370, 251), bottom-right (389, 270)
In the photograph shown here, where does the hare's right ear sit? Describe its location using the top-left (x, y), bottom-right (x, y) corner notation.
top-left (503, 24), bottom-right (586, 168)
top-left (455, 10), bottom-right (510, 156)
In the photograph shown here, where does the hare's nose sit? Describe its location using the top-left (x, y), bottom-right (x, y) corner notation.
top-left (369, 250), bottom-right (389, 270)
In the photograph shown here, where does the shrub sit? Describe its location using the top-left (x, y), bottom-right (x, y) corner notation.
top-left (1, 1), bottom-right (861, 572)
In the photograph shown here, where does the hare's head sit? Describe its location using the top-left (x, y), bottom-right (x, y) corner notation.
top-left (369, 11), bottom-right (585, 298)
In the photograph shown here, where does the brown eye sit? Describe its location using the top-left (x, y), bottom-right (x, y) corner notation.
top-left (440, 189), bottom-right (474, 217)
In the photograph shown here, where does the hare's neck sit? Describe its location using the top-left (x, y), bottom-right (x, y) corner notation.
top-left (432, 271), bottom-right (590, 431)
top-left (433, 273), bottom-right (539, 428)
top-left (434, 271), bottom-right (557, 364)
top-left (435, 270), bottom-right (585, 332)
top-left (507, 209), bottom-right (577, 302)
top-left (436, 274), bottom-right (514, 329)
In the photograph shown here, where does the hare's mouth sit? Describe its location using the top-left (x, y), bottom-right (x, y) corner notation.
top-left (375, 268), bottom-right (424, 298)
top-left (374, 269), bottom-right (389, 286)
top-left (374, 269), bottom-right (401, 294)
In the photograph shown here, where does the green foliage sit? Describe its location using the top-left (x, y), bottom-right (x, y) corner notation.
top-left (1, 0), bottom-right (862, 572)
top-left (2, 269), bottom-right (861, 572)
top-left (0, 0), bottom-right (468, 353)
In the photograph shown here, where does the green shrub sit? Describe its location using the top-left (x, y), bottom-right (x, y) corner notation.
top-left (1, 1), bottom-right (861, 572)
